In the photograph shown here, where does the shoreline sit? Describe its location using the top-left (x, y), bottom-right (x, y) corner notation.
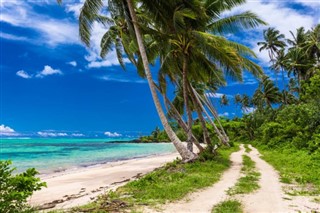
top-left (38, 149), bottom-right (177, 179)
top-left (29, 150), bottom-right (180, 210)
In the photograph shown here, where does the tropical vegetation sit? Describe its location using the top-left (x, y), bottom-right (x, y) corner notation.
top-left (220, 24), bottom-right (320, 193)
top-left (58, 0), bottom-right (320, 194)
top-left (1, 0), bottom-right (319, 211)
top-left (59, 0), bottom-right (266, 161)
top-left (0, 161), bottom-right (46, 213)
top-left (69, 145), bottom-right (239, 212)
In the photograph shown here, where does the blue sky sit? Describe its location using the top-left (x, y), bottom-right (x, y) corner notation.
top-left (0, 0), bottom-right (319, 138)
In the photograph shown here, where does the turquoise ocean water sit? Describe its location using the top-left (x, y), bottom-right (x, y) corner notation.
top-left (0, 138), bottom-right (175, 174)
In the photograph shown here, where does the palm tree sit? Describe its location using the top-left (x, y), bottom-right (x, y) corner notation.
top-left (151, 126), bottom-right (161, 139)
top-left (284, 46), bottom-right (314, 89)
top-left (127, 0), bottom-right (198, 160)
top-left (287, 27), bottom-right (307, 49)
top-left (234, 94), bottom-right (242, 105)
top-left (146, 0), bottom-right (265, 148)
top-left (162, 85), bottom-right (205, 152)
top-left (258, 27), bottom-right (287, 85)
top-left (252, 76), bottom-right (281, 109)
top-left (304, 24), bottom-right (320, 65)
top-left (258, 28), bottom-right (287, 62)
top-left (220, 94), bottom-right (229, 106)
top-left (280, 90), bottom-right (297, 106)
top-left (271, 48), bottom-right (287, 90)
top-left (234, 94), bottom-right (252, 113)
top-left (58, 0), bottom-right (265, 158)
top-left (58, 0), bottom-right (197, 161)
top-left (284, 26), bottom-right (318, 95)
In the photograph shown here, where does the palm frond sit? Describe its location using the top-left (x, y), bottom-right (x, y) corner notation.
top-left (79, 0), bottom-right (104, 46)
top-left (208, 11), bottom-right (267, 34)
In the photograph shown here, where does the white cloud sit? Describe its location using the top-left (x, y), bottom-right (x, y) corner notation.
top-left (230, 0), bottom-right (316, 37)
top-left (0, 1), bottom-right (79, 46)
top-left (219, 112), bottom-right (230, 117)
top-left (16, 66), bottom-right (62, 79)
top-left (99, 75), bottom-right (146, 84)
top-left (36, 65), bottom-right (62, 78)
top-left (243, 107), bottom-right (256, 114)
top-left (71, 133), bottom-right (85, 137)
top-left (1, 1), bottom-right (128, 68)
top-left (64, 1), bottom-right (128, 68)
top-left (16, 70), bottom-right (32, 79)
top-left (37, 131), bottom-right (68, 137)
top-left (65, 1), bottom-right (84, 18)
top-left (88, 58), bottom-right (130, 68)
top-left (82, 20), bottom-right (131, 69)
top-left (225, 0), bottom-right (317, 64)
top-left (0, 32), bottom-right (30, 41)
top-left (104, 131), bottom-right (122, 137)
top-left (293, 0), bottom-right (320, 9)
top-left (67, 61), bottom-right (77, 67)
top-left (0, 124), bottom-right (18, 136)
top-left (205, 93), bottom-right (231, 98)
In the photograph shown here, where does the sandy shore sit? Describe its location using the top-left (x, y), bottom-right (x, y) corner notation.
top-left (29, 151), bottom-right (179, 210)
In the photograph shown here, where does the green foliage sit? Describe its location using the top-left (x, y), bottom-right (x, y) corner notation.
top-left (191, 124), bottom-right (204, 142)
top-left (219, 51), bottom-right (319, 196)
top-left (75, 146), bottom-right (239, 212)
top-left (227, 155), bottom-right (260, 195)
top-left (0, 160), bottom-right (46, 213)
top-left (176, 129), bottom-right (187, 141)
top-left (220, 119), bottom-right (246, 141)
top-left (138, 126), bottom-right (170, 142)
top-left (244, 144), bottom-right (252, 153)
top-left (121, 146), bottom-right (237, 204)
top-left (259, 148), bottom-right (320, 194)
top-left (255, 102), bottom-right (320, 151)
top-left (212, 200), bottom-right (243, 213)
top-left (308, 134), bottom-right (320, 153)
top-left (259, 122), bottom-right (283, 146)
top-left (301, 70), bottom-right (320, 102)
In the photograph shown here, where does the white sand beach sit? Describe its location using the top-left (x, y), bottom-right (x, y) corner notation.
top-left (29, 151), bottom-right (180, 210)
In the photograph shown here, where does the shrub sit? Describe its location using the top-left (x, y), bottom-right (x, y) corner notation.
top-left (308, 134), bottom-right (320, 153)
top-left (259, 122), bottom-right (282, 146)
top-left (0, 160), bottom-right (46, 213)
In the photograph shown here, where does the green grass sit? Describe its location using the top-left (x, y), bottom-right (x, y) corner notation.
top-left (244, 144), bottom-right (252, 153)
top-left (258, 147), bottom-right (320, 195)
top-left (120, 145), bottom-right (239, 204)
top-left (212, 200), bottom-right (242, 213)
top-left (71, 145), bottom-right (240, 212)
top-left (227, 155), bottom-right (260, 195)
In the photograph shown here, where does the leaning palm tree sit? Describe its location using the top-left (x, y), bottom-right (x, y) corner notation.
top-left (118, 0), bottom-right (198, 161)
top-left (145, 0), bottom-right (265, 148)
top-left (58, 0), bottom-right (197, 161)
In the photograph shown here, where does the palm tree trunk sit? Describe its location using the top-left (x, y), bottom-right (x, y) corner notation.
top-left (126, 0), bottom-right (196, 161)
top-left (193, 87), bottom-right (230, 146)
top-left (153, 81), bottom-right (203, 152)
top-left (182, 55), bottom-right (193, 152)
top-left (203, 94), bottom-right (230, 144)
top-left (190, 86), bottom-right (228, 146)
top-left (297, 71), bottom-right (301, 96)
top-left (281, 68), bottom-right (287, 105)
top-left (187, 83), bottom-right (211, 145)
top-left (163, 95), bottom-right (204, 152)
